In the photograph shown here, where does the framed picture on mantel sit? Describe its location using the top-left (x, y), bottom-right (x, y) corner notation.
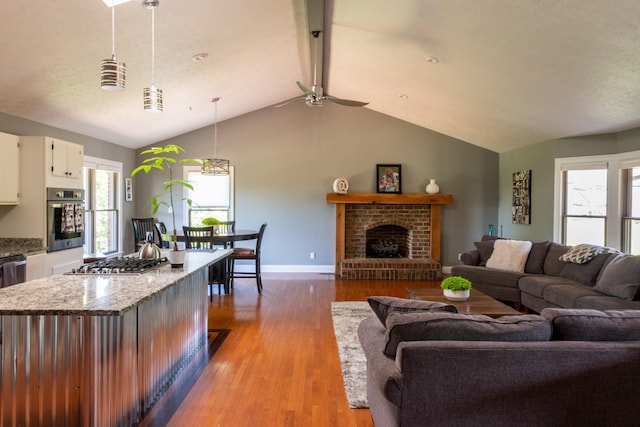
top-left (376, 164), bottom-right (401, 194)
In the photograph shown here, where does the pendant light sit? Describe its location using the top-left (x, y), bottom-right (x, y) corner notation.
top-left (202, 97), bottom-right (230, 175)
top-left (143, 0), bottom-right (163, 112)
top-left (100, 0), bottom-right (126, 91)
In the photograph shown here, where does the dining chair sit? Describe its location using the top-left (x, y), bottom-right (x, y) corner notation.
top-left (214, 221), bottom-right (236, 248)
top-left (154, 222), bottom-right (170, 248)
top-left (183, 225), bottom-right (227, 299)
top-left (132, 218), bottom-right (157, 251)
top-left (227, 223), bottom-right (267, 294)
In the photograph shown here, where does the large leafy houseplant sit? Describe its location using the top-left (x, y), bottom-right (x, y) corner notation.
top-left (131, 144), bottom-right (200, 251)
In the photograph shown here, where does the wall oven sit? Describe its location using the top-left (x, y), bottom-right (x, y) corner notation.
top-left (47, 187), bottom-right (85, 252)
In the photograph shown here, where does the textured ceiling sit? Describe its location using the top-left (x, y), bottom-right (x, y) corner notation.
top-left (1, 0), bottom-right (640, 152)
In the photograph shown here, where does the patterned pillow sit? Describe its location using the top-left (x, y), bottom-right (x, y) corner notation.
top-left (560, 243), bottom-right (619, 264)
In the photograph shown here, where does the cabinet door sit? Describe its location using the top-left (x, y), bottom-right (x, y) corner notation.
top-left (51, 139), bottom-right (83, 179)
top-left (0, 132), bottom-right (19, 204)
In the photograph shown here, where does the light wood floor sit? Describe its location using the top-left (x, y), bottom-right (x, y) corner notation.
top-left (165, 273), bottom-right (441, 426)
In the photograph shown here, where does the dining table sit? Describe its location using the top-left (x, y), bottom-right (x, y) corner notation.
top-left (174, 229), bottom-right (260, 294)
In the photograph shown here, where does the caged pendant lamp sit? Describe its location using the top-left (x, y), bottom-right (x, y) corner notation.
top-left (201, 97), bottom-right (230, 175)
top-left (143, 0), bottom-right (162, 112)
top-left (100, 0), bottom-right (126, 91)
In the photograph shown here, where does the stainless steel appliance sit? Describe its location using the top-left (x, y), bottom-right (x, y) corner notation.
top-left (47, 187), bottom-right (85, 252)
top-left (0, 254), bottom-right (26, 287)
top-left (67, 256), bottom-right (168, 275)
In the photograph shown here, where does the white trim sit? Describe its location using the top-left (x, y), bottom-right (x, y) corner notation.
top-left (234, 265), bottom-right (335, 273)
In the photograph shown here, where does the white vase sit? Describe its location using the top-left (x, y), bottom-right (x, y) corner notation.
top-left (443, 289), bottom-right (470, 301)
top-left (426, 179), bottom-right (440, 194)
top-left (168, 249), bottom-right (186, 268)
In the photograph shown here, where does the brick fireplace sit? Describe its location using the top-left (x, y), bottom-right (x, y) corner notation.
top-left (326, 193), bottom-right (453, 280)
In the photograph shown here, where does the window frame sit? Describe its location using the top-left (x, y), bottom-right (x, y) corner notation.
top-left (83, 156), bottom-right (123, 256)
top-left (183, 165), bottom-right (235, 226)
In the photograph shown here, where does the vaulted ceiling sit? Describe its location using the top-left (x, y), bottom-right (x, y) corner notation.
top-left (1, 0), bottom-right (639, 152)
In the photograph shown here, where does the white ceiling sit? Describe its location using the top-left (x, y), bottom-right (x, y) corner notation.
top-left (1, 0), bottom-right (640, 153)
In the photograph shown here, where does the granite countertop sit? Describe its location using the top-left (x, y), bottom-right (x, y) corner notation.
top-left (0, 237), bottom-right (46, 257)
top-left (0, 249), bottom-right (232, 316)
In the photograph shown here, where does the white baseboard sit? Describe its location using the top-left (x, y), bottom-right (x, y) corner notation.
top-left (442, 265), bottom-right (453, 275)
top-left (233, 264), bottom-right (335, 273)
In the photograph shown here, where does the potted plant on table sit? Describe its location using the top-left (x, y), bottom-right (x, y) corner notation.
top-left (131, 144), bottom-right (200, 267)
top-left (440, 276), bottom-right (472, 301)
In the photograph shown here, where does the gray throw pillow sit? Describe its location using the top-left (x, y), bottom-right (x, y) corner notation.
top-left (541, 308), bottom-right (640, 341)
top-left (543, 242), bottom-right (571, 276)
top-left (594, 254), bottom-right (640, 300)
top-left (383, 311), bottom-right (551, 357)
top-left (367, 296), bottom-right (458, 326)
top-left (473, 240), bottom-right (495, 266)
top-left (560, 253), bottom-right (611, 286)
top-left (524, 241), bottom-right (551, 274)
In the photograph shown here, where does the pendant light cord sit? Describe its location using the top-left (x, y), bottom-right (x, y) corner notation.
top-left (111, 0), bottom-right (116, 57)
top-left (213, 97), bottom-right (219, 157)
top-left (151, 7), bottom-right (156, 85)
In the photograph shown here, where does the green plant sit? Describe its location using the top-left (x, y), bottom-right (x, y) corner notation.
top-left (440, 276), bottom-right (472, 291)
top-left (202, 217), bottom-right (220, 226)
top-left (131, 144), bottom-right (200, 250)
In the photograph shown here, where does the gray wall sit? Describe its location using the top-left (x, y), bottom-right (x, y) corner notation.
top-left (0, 112), bottom-right (138, 251)
top-left (134, 102), bottom-right (499, 267)
top-left (498, 132), bottom-right (640, 242)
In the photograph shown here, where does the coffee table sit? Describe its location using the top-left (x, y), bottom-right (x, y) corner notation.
top-left (407, 288), bottom-right (521, 318)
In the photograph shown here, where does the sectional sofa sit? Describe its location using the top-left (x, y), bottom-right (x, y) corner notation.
top-left (358, 296), bottom-right (640, 427)
top-left (451, 235), bottom-right (640, 313)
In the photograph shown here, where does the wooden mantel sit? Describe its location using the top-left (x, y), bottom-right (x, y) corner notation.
top-left (326, 193), bottom-right (453, 274)
top-left (326, 193), bottom-right (452, 205)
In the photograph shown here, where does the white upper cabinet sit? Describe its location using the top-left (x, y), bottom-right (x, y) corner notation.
top-left (50, 138), bottom-right (83, 179)
top-left (0, 131), bottom-right (20, 205)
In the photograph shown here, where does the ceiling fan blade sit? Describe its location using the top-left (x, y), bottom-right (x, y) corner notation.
top-left (296, 81), bottom-right (313, 95)
top-left (324, 96), bottom-right (369, 107)
top-left (274, 96), bottom-right (307, 108)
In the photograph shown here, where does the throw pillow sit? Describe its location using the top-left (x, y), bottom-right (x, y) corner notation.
top-left (594, 254), bottom-right (640, 300)
top-left (543, 242), bottom-right (571, 276)
top-left (383, 311), bottom-right (551, 357)
top-left (541, 308), bottom-right (640, 341)
top-left (485, 239), bottom-right (533, 273)
top-left (524, 240), bottom-right (551, 274)
top-left (473, 240), bottom-right (495, 265)
top-left (367, 296), bottom-right (458, 326)
top-left (559, 243), bottom-right (618, 264)
top-left (560, 253), bottom-right (611, 286)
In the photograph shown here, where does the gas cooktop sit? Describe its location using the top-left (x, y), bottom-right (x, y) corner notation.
top-left (67, 256), bottom-right (168, 275)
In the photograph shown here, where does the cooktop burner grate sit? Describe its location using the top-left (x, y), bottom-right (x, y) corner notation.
top-left (68, 256), bottom-right (169, 275)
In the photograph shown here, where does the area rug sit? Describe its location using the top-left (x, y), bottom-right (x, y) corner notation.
top-left (331, 301), bottom-right (375, 408)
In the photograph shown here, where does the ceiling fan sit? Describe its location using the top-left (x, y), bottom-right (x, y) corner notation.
top-left (276, 8), bottom-right (368, 109)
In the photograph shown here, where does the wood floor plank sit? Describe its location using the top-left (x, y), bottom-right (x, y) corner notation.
top-left (166, 273), bottom-right (441, 426)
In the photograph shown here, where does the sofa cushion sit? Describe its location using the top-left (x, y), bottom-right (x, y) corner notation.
top-left (473, 241), bottom-right (495, 265)
top-left (519, 275), bottom-right (579, 298)
top-left (541, 308), bottom-right (640, 341)
top-left (559, 253), bottom-right (611, 286)
top-left (460, 250), bottom-right (480, 266)
top-left (560, 243), bottom-right (615, 264)
top-left (543, 242), bottom-right (571, 276)
top-left (486, 239), bottom-right (532, 273)
top-left (543, 284), bottom-right (604, 308)
top-left (383, 311), bottom-right (551, 356)
top-left (594, 254), bottom-right (640, 300)
top-left (367, 296), bottom-right (458, 326)
top-left (524, 241), bottom-right (551, 274)
top-left (451, 265), bottom-right (525, 290)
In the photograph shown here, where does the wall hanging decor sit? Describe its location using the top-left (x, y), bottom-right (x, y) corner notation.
top-left (512, 170), bottom-right (531, 224)
top-left (376, 164), bottom-right (401, 194)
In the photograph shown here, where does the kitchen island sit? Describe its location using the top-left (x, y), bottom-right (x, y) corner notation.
top-left (0, 249), bottom-right (231, 427)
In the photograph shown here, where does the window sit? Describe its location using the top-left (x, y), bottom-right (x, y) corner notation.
top-left (84, 157), bottom-right (123, 255)
top-left (623, 166), bottom-right (640, 254)
top-left (184, 166), bottom-right (234, 226)
top-left (562, 168), bottom-right (607, 246)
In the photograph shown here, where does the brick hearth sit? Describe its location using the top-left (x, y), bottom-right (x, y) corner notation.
top-left (326, 193), bottom-right (453, 280)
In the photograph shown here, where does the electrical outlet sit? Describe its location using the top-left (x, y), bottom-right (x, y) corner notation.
top-left (457, 253), bottom-right (462, 261)
top-left (310, 252), bottom-right (316, 260)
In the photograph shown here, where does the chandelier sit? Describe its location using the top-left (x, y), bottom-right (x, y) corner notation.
top-left (201, 97), bottom-right (230, 175)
